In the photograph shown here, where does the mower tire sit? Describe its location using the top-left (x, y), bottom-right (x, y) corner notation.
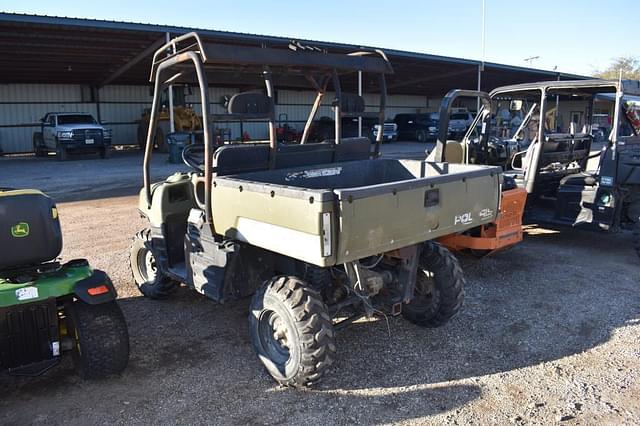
top-left (70, 300), bottom-right (129, 379)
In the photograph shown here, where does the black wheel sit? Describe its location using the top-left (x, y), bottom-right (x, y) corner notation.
top-left (130, 229), bottom-right (178, 299)
top-left (416, 130), bottom-right (427, 143)
top-left (402, 241), bottom-right (465, 328)
top-left (69, 301), bottom-right (130, 379)
top-left (155, 128), bottom-right (168, 153)
top-left (137, 123), bottom-right (147, 150)
top-left (99, 147), bottom-right (111, 159)
top-left (633, 221), bottom-right (640, 259)
top-left (33, 132), bottom-right (46, 157)
top-left (249, 275), bottom-right (336, 388)
top-left (56, 141), bottom-right (68, 161)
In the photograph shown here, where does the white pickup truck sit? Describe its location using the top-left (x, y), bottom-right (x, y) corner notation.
top-left (33, 112), bottom-right (112, 160)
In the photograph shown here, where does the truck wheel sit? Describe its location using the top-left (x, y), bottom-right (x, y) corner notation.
top-left (130, 229), bottom-right (178, 299)
top-left (137, 123), bottom-right (147, 150)
top-left (56, 144), bottom-right (68, 161)
top-left (99, 147), bottom-right (111, 159)
top-left (33, 132), bottom-right (46, 157)
top-left (416, 130), bottom-right (427, 143)
top-left (249, 275), bottom-right (336, 388)
top-left (155, 128), bottom-right (168, 153)
top-left (633, 221), bottom-right (640, 259)
top-left (69, 301), bottom-right (130, 379)
top-left (402, 242), bottom-right (465, 328)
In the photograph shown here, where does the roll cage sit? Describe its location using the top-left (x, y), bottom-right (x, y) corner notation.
top-left (143, 32), bottom-right (393, 223)
top-left (462, 79), bottom-right (640, 192)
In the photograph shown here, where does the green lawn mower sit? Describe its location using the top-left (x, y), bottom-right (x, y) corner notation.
top-left (0, 189), bottom-right (129, 378)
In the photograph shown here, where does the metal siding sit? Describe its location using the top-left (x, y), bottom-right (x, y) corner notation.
top-left (0, 84), bottom-right (92, 153)
top-left (0, 83), bottom-right (436, 153)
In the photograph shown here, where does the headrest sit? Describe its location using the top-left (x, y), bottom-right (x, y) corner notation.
top-left (335, 93), bottom-right (365, 114)
top-left (227, 91), bottom-right (273, 116)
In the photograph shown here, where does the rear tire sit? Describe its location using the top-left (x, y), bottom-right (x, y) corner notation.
top-left (33, 132), bottom-right (46, 157)
top-left (249, 275), bottom-right (336, 388)
top-left (416, 130), bottom-right (427, 143)
top-left (402, 241), bottom-right (465, 328)
top-left (156, 128), bottom-right (168, 153)
top-left (137, 123), bottom-right (147, 150)
top-left (69, 301), bottom-right (130, 379)
top-left (633, 221), bottom-right (640, 259)
top-left (130, 229), bottom-right (178, 299)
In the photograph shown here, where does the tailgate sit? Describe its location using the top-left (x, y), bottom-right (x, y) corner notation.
top-left (334, 164), bottom-right (501, 264)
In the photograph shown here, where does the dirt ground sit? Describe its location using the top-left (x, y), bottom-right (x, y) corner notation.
top-left (0, 148), bottom-right (638, 425)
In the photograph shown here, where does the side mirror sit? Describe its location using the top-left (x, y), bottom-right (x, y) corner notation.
top-left (510, 100), bottom-right (523, 111)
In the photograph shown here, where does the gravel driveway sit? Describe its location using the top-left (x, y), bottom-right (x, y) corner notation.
top-left (0, 148), bottom-right (638, 425)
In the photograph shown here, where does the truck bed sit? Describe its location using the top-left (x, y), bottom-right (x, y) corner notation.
top-left (212, 159), bottom-right (501, 266)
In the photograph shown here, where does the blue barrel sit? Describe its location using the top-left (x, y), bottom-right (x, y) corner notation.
top-left (166, 132), bottom-right (191, 164)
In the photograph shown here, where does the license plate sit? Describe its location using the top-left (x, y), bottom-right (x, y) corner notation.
top-left (85, 138), bottom-right (94, 144)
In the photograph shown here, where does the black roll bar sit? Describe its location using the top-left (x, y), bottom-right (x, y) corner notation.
top-left (435, 89), bottom-right (492, 163)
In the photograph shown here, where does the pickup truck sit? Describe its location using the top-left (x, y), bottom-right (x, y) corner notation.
top-left (33, 112), bottom-right (112, 160)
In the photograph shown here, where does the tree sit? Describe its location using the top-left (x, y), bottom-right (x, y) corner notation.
top-left (595, 56), bottom-right (640, 80)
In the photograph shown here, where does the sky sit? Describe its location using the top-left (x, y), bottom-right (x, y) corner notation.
top-left (3, 0), bottom-right (638, 76)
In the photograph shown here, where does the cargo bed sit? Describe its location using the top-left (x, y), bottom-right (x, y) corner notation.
top-left (212, 159), bottom-right (501, 266)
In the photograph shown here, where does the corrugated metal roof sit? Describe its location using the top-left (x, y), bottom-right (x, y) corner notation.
top-left (0, 12), bottom-right (587, 80)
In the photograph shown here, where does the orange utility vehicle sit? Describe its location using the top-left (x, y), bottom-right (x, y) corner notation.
top-left (432, 90), bottom-right (527, 255)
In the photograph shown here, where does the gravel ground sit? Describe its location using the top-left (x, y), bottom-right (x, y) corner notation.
top-left (0, 148), bottom-right (638, 425)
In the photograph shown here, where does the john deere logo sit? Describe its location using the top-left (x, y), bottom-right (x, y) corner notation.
top-left (11, 222), bottom-right (30, 238)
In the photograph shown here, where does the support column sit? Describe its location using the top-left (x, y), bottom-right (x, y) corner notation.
top-left (358, 70), bottom-right (363, 137)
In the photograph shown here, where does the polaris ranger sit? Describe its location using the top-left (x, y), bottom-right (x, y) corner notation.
top-left (129, 33), bottom-right (503, 387)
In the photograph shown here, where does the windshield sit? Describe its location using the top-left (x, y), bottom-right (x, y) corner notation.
top-left (57, 114), bottom-right (97, 125)
top-left (622, 100), bottom-right (640, 136)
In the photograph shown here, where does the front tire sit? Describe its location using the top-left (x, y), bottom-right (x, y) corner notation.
top-left (155, 128), bottom-right (168, 153)
top-left (416, 130), bottom-right (427, 143)
top-left (130, 229), bottom-right (178, 299)
top-left (402, 242), bottom-right (465, 328)
top-left (69, 301), bottom-right (130, 379)
top-left (99, 147), bottom-right (111, 159)
top-left (249, 276), bottom-right (336, 388)
top-left (56, 142), bottom-right (68, 161)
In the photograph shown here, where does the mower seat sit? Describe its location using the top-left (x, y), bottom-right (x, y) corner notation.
top-left (560, 172), bottom-right (597, 187)
top-left (0, 189), bottom-right (62, 271)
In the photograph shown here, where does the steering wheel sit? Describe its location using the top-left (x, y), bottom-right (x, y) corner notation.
top-left (181, 144), bottom-right (205, 172)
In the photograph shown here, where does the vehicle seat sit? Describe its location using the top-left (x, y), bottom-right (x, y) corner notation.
top-left (559, 172), bottom-right (597, 187)
top-left (444, 140), bottom-right (465, 164)
top-left (332, 137), bottom-right (371, 162)
top-left (275, 142), bottom-right (335, 168)
top-left (0, 190), bottom-right (62, 272)
top-left (425, 140), bottom-right (465, 163)
top-left (213, 143), bottom-right (270, 176)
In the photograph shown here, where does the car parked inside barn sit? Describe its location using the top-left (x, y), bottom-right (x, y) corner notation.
top-left (33, 112), bottom-right (112, 160)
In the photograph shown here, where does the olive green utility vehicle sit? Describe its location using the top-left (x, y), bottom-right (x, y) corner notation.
top-left (130, 33), bottom-right (502, 387)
